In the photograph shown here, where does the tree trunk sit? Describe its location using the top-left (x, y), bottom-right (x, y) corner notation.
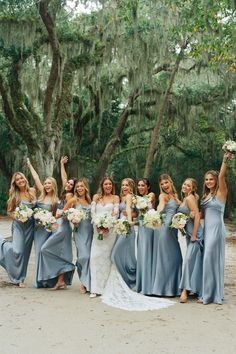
top-left (93, 90), bottom-right (140, 190)
top-left (143, 42), bottom-right (188, 178)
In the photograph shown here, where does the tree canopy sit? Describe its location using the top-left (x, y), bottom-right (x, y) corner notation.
top-left (0, 0), bottom-right (235, 213)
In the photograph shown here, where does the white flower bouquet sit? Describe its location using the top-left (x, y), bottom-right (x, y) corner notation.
top-left (64, 207), bottom-right (87, 231)
top-left (92, 213), bottom-right (116, 240)
top-left (34, 208), bottom-right (57, 232)
top-left (114, 219), bottom-right (130, 237)
top-left (170, 212), bottom-right (189, 236)
top-left (222, 140), bottom-right (236, 154)
top-left (15, 204), bottom-right (34, 223)
top-left (143, 209), bottom-right (163, 229)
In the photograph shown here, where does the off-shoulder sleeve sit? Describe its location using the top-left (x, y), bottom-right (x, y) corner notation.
top-left (113, 203), bottom-right (119, 218)
top-left (91, 201), bottom-right (96, 220)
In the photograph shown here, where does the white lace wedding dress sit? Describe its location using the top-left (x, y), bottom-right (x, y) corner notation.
top-left (102, 265), bottom-right (175, 311)
top-left (102, 223), bottom-right (175, 311)
top-left (90, 202), bottom-right (118, 294)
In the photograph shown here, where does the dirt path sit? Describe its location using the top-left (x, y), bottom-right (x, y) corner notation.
top-left (0, 218), bottom-right (236, 354)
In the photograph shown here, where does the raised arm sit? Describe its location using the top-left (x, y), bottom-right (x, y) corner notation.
top-left (186, 195), bottom-right (200, 242)
top-left (26, 158), bottom-right (43, 193)
top-left (217, 152), bottom-right (231, 202)
top-left (60, 156), bottom-right (69, 188)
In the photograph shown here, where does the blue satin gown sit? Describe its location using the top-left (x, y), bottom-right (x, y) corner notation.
top-left (34, 202), bottom-right (52, 288)
top-left (73, 204), bottom-right (93, 291)
top-left (178, 205), bottom-right (203, 296)
top-left (111, 202), bottom-right (136, 289)
top-left (0, 200), bottom-right (35, 284)
top-left (136, 205), bottom-right (154, 294)
top-left (37, 204), bottom-right (75, 288)
top-left (152, 199), bottom-right (182, 296)
top-left (201, 197), bottom-right (225, 304)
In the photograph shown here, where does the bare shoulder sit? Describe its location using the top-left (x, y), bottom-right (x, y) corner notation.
top-left (93, 194), bottom-right (100, 202)
top-left (29, 187), bottom-right (36, 197)
top-left (113, 195), bottom-right (120, 203)
top-left (148, 192), bottom-right (155, 201)
top-left (65, 192), bottom-right (74, 202)
top-left (159, 193), bottom-right (167, 202)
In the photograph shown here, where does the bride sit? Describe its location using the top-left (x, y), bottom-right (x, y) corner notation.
top-left (89, 177), bottom-right (119, 298)
top-left (101, 178), bottom-right (175, 311)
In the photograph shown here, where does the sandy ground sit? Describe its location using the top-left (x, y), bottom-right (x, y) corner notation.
top-left (0, 217), bottom-right (236, 354)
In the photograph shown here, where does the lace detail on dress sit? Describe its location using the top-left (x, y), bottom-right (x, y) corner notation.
top-left (102, 265), bottom-right (175, 311)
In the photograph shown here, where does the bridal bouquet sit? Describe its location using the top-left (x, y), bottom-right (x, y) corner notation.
top-left (15, 204), bottom-right (34, 223)
top-left (92, 213), bottom-right (116, 240)
top-left (143, 209), bottom-right (163, 229)
top-left (135, 195), bottom-right (152, 223)
top-left (222, 140), bottom-right (236, 154)
top-left (64, 207), bottom-right (87, 231)
top-left (170, 212), bottom-right (189, 236)
top-left (114, 219), bottom-right (130, 237)
top-left (34, 208), bottom-right (57, 232)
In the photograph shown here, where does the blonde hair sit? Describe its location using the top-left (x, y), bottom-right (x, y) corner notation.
top-left (97, 176), bottom-right (115, 198)
top-left (7, 172), bottom-right (34, 213)
top-left (74, 178), bottom-right (91, 204)
top-left (202, 170), bottom-right (219, 200)
top-left (120, 178), bottom-right (135, 198)
top-left (182, 178), bottom-right (199, 200)
top-left (39, 177), bottom-right (58, 215)
top-left (159, 174), bottom-right (178, 199)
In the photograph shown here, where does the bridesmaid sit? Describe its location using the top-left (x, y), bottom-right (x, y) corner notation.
top-left (200, 153), bottom-right (230, 305)
top-left (136, 178), bottom-right (155, 294)
top-left (152, 174), bottom-right (182, 296)
top-left (60, 155), bottom-right (77, 205)
top-left (27, 159), bottom-right (59, 288)
top-left (63, 179), bottom-right (93, 294)
top-left (90, 177), bottom-right (119, 298)
top-left (111, 178), bottom-right (136, 289)
top-left (178, 178), bottom-right (203, 303)
top-left (0, 172), bottom-right (36, 287)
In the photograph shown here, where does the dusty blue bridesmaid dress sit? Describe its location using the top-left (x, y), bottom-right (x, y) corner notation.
top-left (73, 204), bottom-right (93, 291)
top-left (0, 200), bottom-right (35, 284)
top-left (178, 205), bottom-right (203, 296)
top-left (201, 197), bottom-right (225, 304)
top-left (111, 202), bottom-right (136, 289)
top-left (34, 202), bottom-right (52, 288)
top-left (152, 199), bottom-right (182, 296)
top-left (136, 204), bottom-right (154, 294)
top-left (37, 204), bottom-right (75, 288)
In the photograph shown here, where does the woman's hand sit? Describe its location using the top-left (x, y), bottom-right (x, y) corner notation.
top-left (60, 156), bottom-right (68, 165)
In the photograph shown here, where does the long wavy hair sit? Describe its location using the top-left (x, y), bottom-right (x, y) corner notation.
top-left (97, 176), bottom-right (115, 198)
top-left (7, 172), bottom-right (34, 213)
top-left (159, 174), bottom-right (178, 199)
top-left (136, 178), bottom-right (151, 196)
top-left (60, 177), bottom-right (77, 204)
top-left (74, 178), bottom-right (91, 204)
top-left (120, 178), bottom-right (135, 198)
top-left (202, 170), bottom-right (219, 200)
top-left (181, 178), bottom-right (199, 200)
top-left (38, 177), bottom-right (58, 215)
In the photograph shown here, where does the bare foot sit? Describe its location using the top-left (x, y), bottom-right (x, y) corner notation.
top-left (18, 282), bottom-right (26, 288)
top-left (79, 284), bottom-right (87, 294)
top-left (49, 282), bottom-right (67, 291)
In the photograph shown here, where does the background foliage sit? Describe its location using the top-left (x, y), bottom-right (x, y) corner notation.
top-left (0, 0), bottom-right (235, 214)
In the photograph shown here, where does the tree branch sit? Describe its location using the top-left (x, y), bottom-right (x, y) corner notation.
top-left (38, 0), bottom-right (62, 128)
